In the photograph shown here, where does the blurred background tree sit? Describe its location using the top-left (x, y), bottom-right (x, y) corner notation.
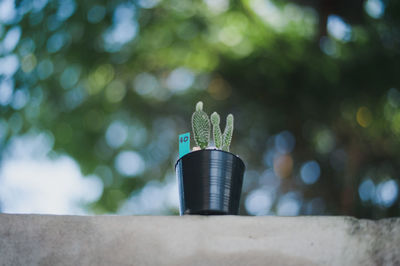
top-left (0, 0), bottom-right (399, 218)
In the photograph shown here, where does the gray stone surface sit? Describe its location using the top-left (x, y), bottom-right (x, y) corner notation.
top-left (0, 214), bottom-right (399, 266)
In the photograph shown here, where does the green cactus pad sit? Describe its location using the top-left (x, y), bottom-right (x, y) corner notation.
top-left (222, 114), bottom-right (234, 152)
top-left (196, 101), bottom-right (203, 111)
top-left (192, 101), bottom-right (210, 149)
top-left (211, 112), bottom-right (222, 149)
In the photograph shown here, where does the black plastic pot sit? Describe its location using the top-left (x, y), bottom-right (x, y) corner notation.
top-left (175, 149), bottom-right (245, 215)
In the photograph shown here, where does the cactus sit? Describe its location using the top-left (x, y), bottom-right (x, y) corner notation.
top-left (211, 112), bottom-right (222, 149)
top-left (191, 101), bottom-right (210, 149)
top-left (222, 114), bottom-right (234, 152)
top-left (191, 102), bottom-right (234, 152)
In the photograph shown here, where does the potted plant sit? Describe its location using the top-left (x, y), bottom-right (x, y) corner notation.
top-left (175, 102), bottom-right (245, 215)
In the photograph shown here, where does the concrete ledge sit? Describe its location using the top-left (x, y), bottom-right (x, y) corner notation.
top-left (0, 214), bottom-right (399, 266)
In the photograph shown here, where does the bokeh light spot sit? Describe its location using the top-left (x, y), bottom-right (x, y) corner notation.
top-left (18, 37), bottom-right (36, 57)
top-left (105, 80), bottom-right (126, 103)
top-left (60, 65), bottom-right (81, 89)
top-left (103, 3), bottom-right (138, 52)
top-left (356, 106), bottom-right (372, 128)
top-left (358, 179), bottom-right (375, 202)
top-left (245, 188), bottom-right (274, 215)
top-left (0, 78), bottom-right (14, 106)
top-left (119, 178), bottom-right (178, 215)
top-left (320, 36), bottom-right (338, 56)
top-left (57, 0), bottom-right (76, 21)
top-left (376, 180), bottom-right (398, 208)
top-left (64, 87), bottom-right (86, 110)
top-left (115, 150), bottom-right (145, 177)
top-left (47, 14), bottom-right (62, 31)
top-left (314, 128), bottom-right (335, 154)
top-left (273, 154), bottom-right (293, 178)
top-left (46, 32), bottom-right (67, 53)
top-left (275, 130), bottom-right (295, 154)
top-left (259, 169), bottom-right (281, 189)
top-left (105, 121), bottom-right (128, 149)
top-left (166, 67), bottom-right (195, 93)
top-left (134, 72), bottom-right (159, 96)
top-left (128, 122), bottom-right (148, 148)
top-left (364, 0), bottom-right (385, 19)
top-left (11, 88), bottom-right (29, 110)
top-left (0, 152), bottom-right (103, 214)
top-left (300, 160), bottom-right (321, 185)
top-left (21, 53), bottom-right (37, 73)
top-left (1, 26), bottom-right (21, 53)
top-left (219, 26), bottom-right (242, 47)
top-left (0, 54), bottom-right (19, 76)
top-left (327, 15), bottom-right (352, 42)
top-left (277, 192), bottom-right (302, 216)
top-left (0, 0), bottom-right (17, 24)
top-left (37, 59), bottom-right (54, 80)
top-left (249, 0), bottom-right (286, 31)
top-left (87, 64), bottom-right (114, 94)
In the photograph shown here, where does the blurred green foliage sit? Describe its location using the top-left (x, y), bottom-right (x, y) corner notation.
top-left (1, 0), bottom-right (400, 218)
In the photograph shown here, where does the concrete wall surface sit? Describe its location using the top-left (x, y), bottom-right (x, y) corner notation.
top-left (0, 214), bottom-right (399, 266)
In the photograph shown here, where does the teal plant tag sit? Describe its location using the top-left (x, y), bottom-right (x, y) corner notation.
top-left (179, 132), bottom-right (190, 158)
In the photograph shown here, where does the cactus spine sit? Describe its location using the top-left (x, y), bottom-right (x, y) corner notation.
top-left (222, 114), bottom-right (234, 152)
top-left (191, 101), bottom-right (210, 149)
top-left (211, 112), bottom-right (222, 149)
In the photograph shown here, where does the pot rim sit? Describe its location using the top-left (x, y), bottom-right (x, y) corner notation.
top-left (174, 148), bottom-right (245, 170)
